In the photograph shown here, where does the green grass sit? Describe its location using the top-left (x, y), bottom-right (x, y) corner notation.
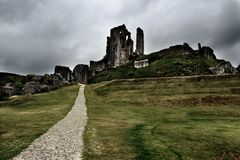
top-left (84, 75), bottom-right (240, 160)
top-left (0, 85), bottom-right (79, 160)
top-left (90, 54), bottom-right (222, 83)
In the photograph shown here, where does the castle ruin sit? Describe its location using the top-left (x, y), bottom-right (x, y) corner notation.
top-left (73, 64), bottom-right (88, 84)
top-left (136, 27), bottom-right (144, 55)
top-left (53, 25), bottom-right (226, 84)
top-left (106, 25), bottom-right (134, 68)
top-left (54, 66), bottom-right (72, 82)
top-left (90, 24), bottom-right (144, 74)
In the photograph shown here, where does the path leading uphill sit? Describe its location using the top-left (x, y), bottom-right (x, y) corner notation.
top-left (13, 85), bottom-right (87, 160)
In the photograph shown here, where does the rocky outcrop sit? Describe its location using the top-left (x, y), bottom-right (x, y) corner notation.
top-left (54, 66), bottom-right (73, 82)
top-left (197, 43), bottom-right (216, 60)
top-left (0, 83), bottom-right (19, 99)
top-left (0, 72), bottom-right (71, 99)
top-left (0, 73), bottom-right (25, 99)
top-left (73, 64), bottom-right (88, 84)
top-left (0, 72), bottom-right (25, 87)
top-left (210, 61), bottom-right (238, 75)
top-left (23, 82), bottom-right (42, 94)
top-left (23, 74), bottom-right (69, 94)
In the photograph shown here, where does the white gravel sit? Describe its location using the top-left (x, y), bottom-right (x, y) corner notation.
top-left (13, 85), bottom-right (87, 160)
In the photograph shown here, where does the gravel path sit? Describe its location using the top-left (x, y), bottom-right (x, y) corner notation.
top-left (13, 85), bottom-right (87, 160)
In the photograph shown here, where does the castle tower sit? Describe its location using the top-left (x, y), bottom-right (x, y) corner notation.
top-left (106, 24), bottom-right (134, 68)
top-left (136, 27), bottom-right (144, 55)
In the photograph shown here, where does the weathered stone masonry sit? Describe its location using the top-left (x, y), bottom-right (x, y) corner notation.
top-left (106, 24), bottom-right (134, 68)
top-left (73, 64), bottom-right (88, 84)
top-left (90, 24), bottom-right (144, 74)
top-left (54, 66), bottom-right (72, 82)
top-left (136, 27), bottom-right (144, 55)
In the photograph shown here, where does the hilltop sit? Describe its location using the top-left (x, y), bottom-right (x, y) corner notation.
top-left (86, 25), bottom-right (238, 83)
top-left (89, 42), bottom-right (238, 83)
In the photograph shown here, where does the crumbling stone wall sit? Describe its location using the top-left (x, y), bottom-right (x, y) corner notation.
top-left (54, 66), bottom-right (73, 81)
top-left (136, 27), bottom-right (144, 55)
top-left (106, 24), bottom-right (134, 68)
top-left (89, 57), bottom-right (107, 76)
top-left (197, 43), bottom-right (216, 60)
top-left (73, 64), bottom-right (88, 84)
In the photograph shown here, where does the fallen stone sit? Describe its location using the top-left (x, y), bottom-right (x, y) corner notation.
top-left (23, 82), bottom-right (42, 94)
top-left (210, 61), bottom-right (238, 75)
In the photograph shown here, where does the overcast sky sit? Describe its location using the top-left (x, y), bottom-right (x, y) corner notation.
top-left (0, 0), bottom-right (240, 74)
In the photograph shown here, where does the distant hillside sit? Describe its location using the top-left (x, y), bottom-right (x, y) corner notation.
top-left (0, 72), bottom-right (25, 87)
top-left (89, 43), bottom-right (236, 83)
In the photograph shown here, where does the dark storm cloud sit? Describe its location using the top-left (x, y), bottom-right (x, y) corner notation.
top-left (212, 0), bottom-right (240, 48)
top-left (0, 0), bottom-right (89, 74)
top-left (0, 0), bottom-right (239, 74)
top-left (134, 0), bottom-right (240, 65)
top-left (0, 0), bottom-right (40, 22)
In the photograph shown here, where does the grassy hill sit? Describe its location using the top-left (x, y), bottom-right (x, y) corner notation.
top-left (90, 50), bottom-right (224, 84)
top-left (84, 75), bottom-right (240, 159)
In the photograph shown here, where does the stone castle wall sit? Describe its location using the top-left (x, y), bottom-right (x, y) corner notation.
top-left (136, 27), bottom-right (144, 55)
top-left (106, 24), bottom-right (134, 68)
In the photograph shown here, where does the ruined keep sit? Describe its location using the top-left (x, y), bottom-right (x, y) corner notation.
top-left (106, 24), bottom-right (134, 68)
top-left (136, 27), bottom-right (144, 55)
top-left (90, 24), bottom-right (145, 74)
top-left (73, 64), bottom-right (88, 84)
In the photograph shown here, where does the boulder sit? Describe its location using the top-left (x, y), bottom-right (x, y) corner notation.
top-left (210, 61), bottom-right (238, 75)
top-left (0, 83), bottom-right (18, 99)
top-left (23, 82), bottom-right (42, 94)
